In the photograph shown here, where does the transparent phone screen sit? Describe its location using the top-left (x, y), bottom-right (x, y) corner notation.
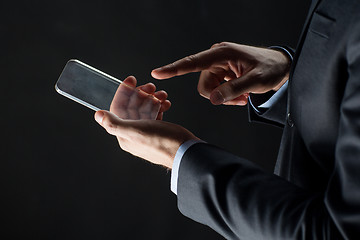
top-left (55, 60), bottom-right (161, 120)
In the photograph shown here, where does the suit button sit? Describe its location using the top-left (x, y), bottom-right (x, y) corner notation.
top-left (287, 113), bottom-right (294, 127)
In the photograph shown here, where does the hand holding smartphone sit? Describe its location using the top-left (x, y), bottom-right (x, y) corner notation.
top-left (55, 60), bottom-right (161, 120)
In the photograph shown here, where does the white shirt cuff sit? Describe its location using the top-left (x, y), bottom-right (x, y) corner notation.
top-left (248, 81), bottom-right (288, 114)
top-left (170, 139), bottom-right (204, 195)
top-left (258, 81), bottom-right (288, 109)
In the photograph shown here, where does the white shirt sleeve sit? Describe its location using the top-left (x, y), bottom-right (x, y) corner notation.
top-left (171, 139), bottom-right (205, 195)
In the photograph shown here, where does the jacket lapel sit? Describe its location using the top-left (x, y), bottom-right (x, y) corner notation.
top-left (289, 0), bottom-right (321, 81)
top-left (294, 0), bottom-right (321, 62)
top-left (286, 0), bottom-right (321, 119)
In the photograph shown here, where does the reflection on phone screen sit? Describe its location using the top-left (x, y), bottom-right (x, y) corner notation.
top-left (55, 60), bottom-right (161, 120)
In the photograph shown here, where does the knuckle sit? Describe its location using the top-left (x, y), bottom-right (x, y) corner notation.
top-left (249, 70), bottom-right (273, 92)
top-left (228, 80), bottom-right (242, 94)
top-left (168, 62), bottom-right (178, 75)
top-left (226, 79), bottom-right (249, 97)
top-left (185, 54), bottom-right (197, 64)
top-left (102, 115), bottom-right (118, 133)
top-left (211, 42), bottom-right (224, 49)
top-left (117, 138), bottom-right (131, 152)
top-left (213, 42), bottom-right (232, 57)
top-left (219, 42), bottom-right (230, 47)
top-left (197, 85), bottom-right (208, 98)
top-left (197, 81), bottom-right (212, 98)
top-left (118, 140), bottom-right (127, 150)
top-left (251, 70), bottom-right (265, 80)
top-left (212, 42), bottom-right (228, 48)
top-left (210, 43), bottom-right (219, 49)
top-left (168, 62), bottom-right (176, 70)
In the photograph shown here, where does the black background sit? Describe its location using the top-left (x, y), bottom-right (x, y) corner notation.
top-left (1, 0), bottom-right (310, 239)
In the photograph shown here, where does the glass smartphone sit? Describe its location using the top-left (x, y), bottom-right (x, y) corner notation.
top-left (55, 60), bottom-right (161, 120)
top-left (55, 59), bottom-right (121, 111)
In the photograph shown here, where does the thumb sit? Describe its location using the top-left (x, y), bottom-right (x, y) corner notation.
top-left (95, 110), bottom-right (128, 136)
top-left (209, 70), bottom-right (259, 105)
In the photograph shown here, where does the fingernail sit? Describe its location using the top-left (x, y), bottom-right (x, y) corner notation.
top-left (151, 69), bottom-right (160, 78)
top-left (152, 68), bottom-right (162, 74)
top-left (210, 90), bottom-right (225, 105)
top-left (95, 111), bottom-right (104, 124)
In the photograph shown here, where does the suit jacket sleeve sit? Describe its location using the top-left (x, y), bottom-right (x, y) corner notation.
top-left (176, 20), bottom-right (360, 240)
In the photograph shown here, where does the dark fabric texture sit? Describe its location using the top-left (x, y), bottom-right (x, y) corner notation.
top-left (248, 89), bottom-right (288, 128)
top-left (177, 0), bottom-right (360, 239)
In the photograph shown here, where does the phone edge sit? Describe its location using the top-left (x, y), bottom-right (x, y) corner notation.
top-left (55, 84), bottom-right (100, 112)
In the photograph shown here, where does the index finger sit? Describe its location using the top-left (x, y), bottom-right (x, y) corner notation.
top-left (151, 46), bottom-right (227, 80)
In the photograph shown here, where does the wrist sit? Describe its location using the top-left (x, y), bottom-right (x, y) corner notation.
top-left (268, 46), bottom-right (293, 91)
top-left (166, 133), bottom-right (200, 169)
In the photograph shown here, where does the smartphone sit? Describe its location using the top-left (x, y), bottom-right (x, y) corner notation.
top-left (55, 60), bottom-right (161, 120)
top-left (55, 59), bottom-right (121, 111)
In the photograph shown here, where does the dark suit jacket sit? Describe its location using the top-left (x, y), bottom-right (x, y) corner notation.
top-left (176, 0), bottom-right (360, 239)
